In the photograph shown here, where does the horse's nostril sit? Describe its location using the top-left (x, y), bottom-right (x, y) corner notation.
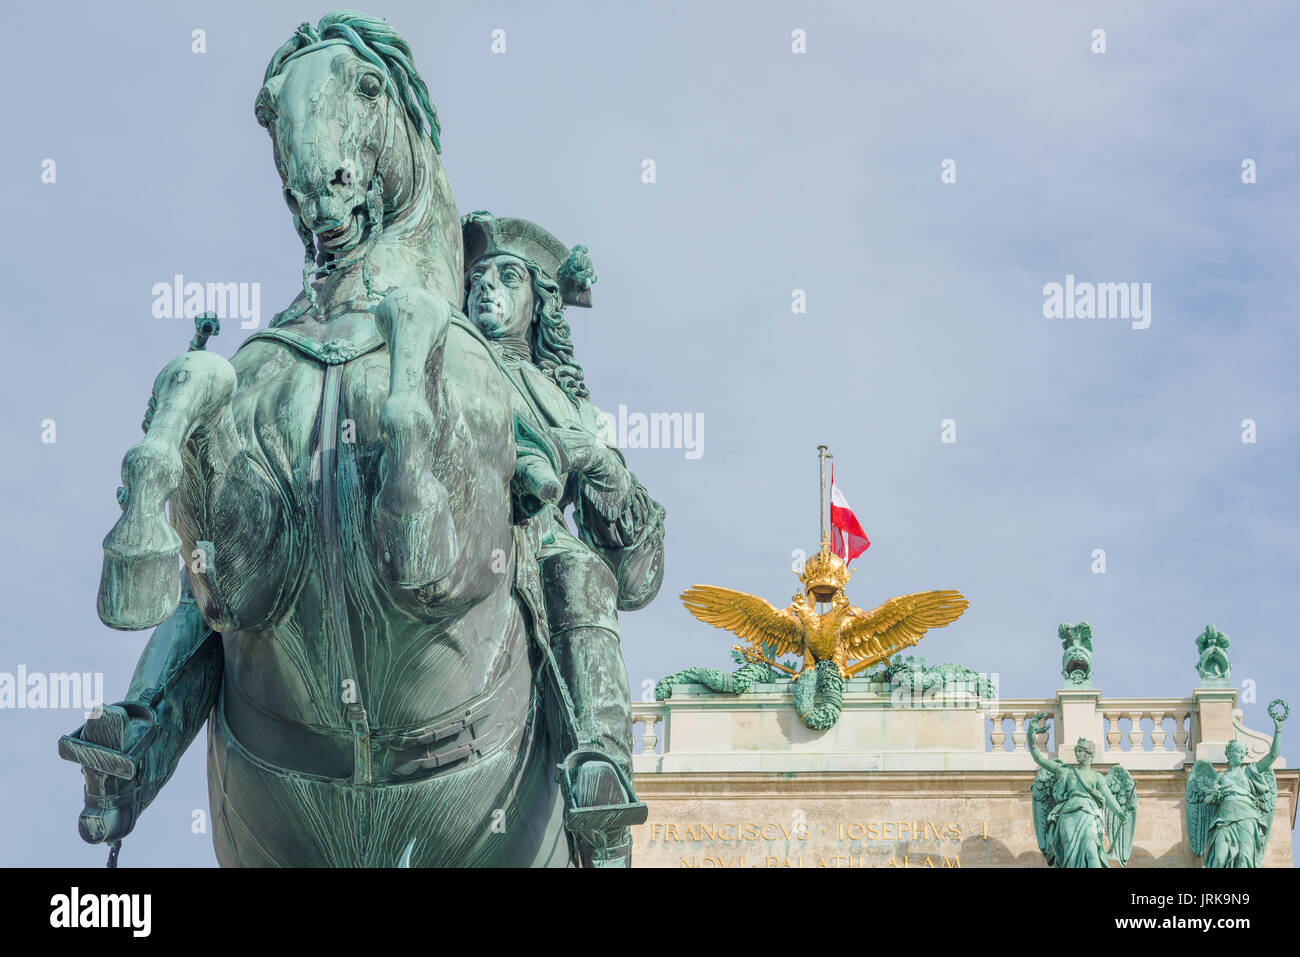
top-left (283, 188), bottom-right (301, 216)
top-left (334, 166), bottom-right (354, 187)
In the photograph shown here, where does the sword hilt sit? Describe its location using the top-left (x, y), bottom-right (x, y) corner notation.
top-left (188, 312), bottom-right (220, 351)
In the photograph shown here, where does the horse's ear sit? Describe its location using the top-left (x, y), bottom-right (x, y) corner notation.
top-left (254, 76), bottom-right (285, 127)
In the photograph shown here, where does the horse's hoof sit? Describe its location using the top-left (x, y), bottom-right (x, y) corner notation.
top-left (373, 494), bottom-right (457, 588)
top-left (98, 442), bottom-right (184, 630)
top-left (97, 537), bottom-right (182, 630)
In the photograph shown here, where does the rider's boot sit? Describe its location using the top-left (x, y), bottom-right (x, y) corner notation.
top-left (570, 757), bottom-right (634, 867)
top-left (542, 550), bottom-right (646, 866)
top-left (59, 584), bottom-right (223, 858)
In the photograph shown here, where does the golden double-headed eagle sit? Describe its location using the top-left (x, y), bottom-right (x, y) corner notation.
top-left (682, 539), bottom-right (968, 679)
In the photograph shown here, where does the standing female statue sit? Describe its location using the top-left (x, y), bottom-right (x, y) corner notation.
top-left (1027, 713), bottom-right (1137, 868)
top-left (1186, 700), bottom-right (1286, 868)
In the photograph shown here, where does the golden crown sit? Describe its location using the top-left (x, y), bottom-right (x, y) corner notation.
top-left (798, 536), bottom-right (853, 600)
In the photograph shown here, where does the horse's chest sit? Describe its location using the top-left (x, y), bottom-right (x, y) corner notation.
top-left (230, 344), bottom-right (389, 511)
top-left (225, 345), bottom-right (403, 642)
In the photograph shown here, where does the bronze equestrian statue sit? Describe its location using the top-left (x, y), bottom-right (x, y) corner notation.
top-left (58, 10), bottom-right (664, 868)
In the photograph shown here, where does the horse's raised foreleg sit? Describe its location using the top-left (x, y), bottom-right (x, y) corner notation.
top-left (98, 351), bottom-right (241, 631)
top-left (372, 287), bottom-right (458, 587)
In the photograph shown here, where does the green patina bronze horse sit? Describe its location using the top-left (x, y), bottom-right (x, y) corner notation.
top-left (58, 11), bottom-right (656, 867)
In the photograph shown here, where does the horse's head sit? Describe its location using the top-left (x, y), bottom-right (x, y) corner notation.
top-left (255, 12), bottom-right (460, 299)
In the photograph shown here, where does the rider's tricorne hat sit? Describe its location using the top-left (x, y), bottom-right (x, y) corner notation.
top-left (462, 211), bottom-right (595, 308)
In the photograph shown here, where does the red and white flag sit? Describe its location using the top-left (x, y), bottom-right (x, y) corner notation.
top-left (829, 465), bottom-right (870, 563)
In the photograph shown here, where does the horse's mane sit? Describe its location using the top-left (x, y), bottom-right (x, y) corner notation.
top-left (264, 10), bottom-right (442, 153)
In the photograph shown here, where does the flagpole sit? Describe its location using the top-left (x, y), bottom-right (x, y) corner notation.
top-left (817, 445), bottom-right (829, 546)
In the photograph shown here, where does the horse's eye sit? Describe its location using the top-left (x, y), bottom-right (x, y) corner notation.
top-left (358, 73), bottom-right (383, 99)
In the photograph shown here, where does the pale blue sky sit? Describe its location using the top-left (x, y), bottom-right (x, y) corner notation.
top-left (1, 1), bottom-right (1296, 865)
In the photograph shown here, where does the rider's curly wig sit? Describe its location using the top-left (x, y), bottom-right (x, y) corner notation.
top-left (264, 10), bottom-right (442, 152)
top-left (523, 261), bottom-right (590, 402)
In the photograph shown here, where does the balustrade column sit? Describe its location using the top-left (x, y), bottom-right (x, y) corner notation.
top-left (1172, 711), bottom-right (1190, 752)
top-left (1126, 711), bottom-right (1145, 751)
top-left (633, 713), bottom-right (659, 754)
top-left (1010, 712), bottom-right (1028, 752)
top-left (1104, 710), bottom-right (1123, 752)
top-left (989, 713), bottom-right (1007, 752)
top-left (1151, 712), bottom-right (1169, 752)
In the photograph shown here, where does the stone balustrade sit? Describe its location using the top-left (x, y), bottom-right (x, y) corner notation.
top-left (1099, 699), bottom-right (1192, 755)
top-left (983, 700), bottom-right (1056, 769)
top-left (632, 681), bottom-right (1280, 775)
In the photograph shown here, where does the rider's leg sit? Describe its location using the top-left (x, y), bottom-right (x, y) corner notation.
top-left (60, 579), bottom-right (222, 850)
top-left (541, 548), bottom-right (632, 775)
top-left (540, 547), bottom-right (639, 866)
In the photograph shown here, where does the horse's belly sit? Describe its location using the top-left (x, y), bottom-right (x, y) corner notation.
top-left (207, 682), bottom-right (568, 867)
top-left (213, 585), bottom-right (559, 866)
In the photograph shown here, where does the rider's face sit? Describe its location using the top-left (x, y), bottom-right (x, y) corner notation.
top-left (467, 255), bottom-right (533, 340)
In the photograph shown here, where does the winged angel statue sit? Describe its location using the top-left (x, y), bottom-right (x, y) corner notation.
top-left (1028, 713), bottom-right (1137, 867)
top-left (1185, 699), bottom-right (1286, 868)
